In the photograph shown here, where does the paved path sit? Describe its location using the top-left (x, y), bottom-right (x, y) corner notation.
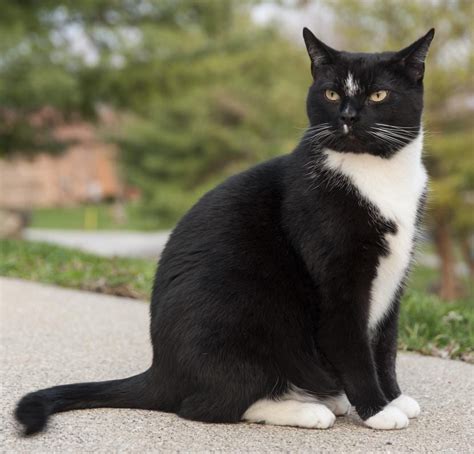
top-left (1, 278), bottom-right (473, 453)
top-left (24, 228), bottom-right (171, 258)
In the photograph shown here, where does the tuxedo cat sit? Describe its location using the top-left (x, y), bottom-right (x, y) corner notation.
top-left (16, 27), bottom-right (434, 434)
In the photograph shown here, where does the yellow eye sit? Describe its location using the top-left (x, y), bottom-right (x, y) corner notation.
top-left (325, 89), bottom-right (341, 102)
top-left (369, 90), bottom-right (388, 102)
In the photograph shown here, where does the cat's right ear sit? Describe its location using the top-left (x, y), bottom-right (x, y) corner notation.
top-left (392, 28), bottom-right (435, 82)
top-left (302, 28), bottom-right (337, 78)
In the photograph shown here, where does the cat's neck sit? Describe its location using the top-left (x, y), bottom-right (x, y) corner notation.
top-left (321, 132), bottom-right (427, 224)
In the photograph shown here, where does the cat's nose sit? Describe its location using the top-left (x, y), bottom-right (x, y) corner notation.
top-left (340, 106), bottom-right (359, 124)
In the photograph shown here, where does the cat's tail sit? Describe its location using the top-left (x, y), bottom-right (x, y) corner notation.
top-left (15, 370), bottom-right (154, 436)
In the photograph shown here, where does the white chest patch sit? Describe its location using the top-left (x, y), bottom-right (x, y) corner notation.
top-left (324, 133), bottom-right (427, 329)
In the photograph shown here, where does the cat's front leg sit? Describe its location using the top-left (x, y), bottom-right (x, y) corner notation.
top-left (316, 293), bottom-right (409, 430)
top-left (374, 304), bottom-right (421, 419)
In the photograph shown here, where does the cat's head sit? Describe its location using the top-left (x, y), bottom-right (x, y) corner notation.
top-left (302, 28), bottom-right (434, 158)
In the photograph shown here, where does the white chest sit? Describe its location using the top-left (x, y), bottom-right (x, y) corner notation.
top-left (324, 134), bottom-right (427, 328)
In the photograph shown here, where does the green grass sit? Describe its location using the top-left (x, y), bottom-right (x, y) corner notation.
top-left (30, 203), bottom-right (173, 231)
top-left (399, 290), bottom-right (473, 362)
top-left (1, 238), bottom-right (472, 362)
top-left (0, 239), bottom-right (155, 299)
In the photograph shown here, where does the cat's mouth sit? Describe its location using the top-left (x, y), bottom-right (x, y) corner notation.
top-left (339, 124), bottom-right (358, 140)
top-left (331, 126), bottom-right (372, 152)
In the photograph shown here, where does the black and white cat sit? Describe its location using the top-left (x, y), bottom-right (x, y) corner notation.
top-left (16, 27), bottom-right (434, 434)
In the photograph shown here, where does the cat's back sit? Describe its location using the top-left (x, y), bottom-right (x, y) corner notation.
top-left (155, 155), bottom-right (292, 290)
top-left (174, 154), bottom-right (286, 238)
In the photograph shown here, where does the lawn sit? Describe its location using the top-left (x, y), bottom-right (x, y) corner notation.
top-left (29, 203), bottom-right (174, 231)
top-left (0, 239), bottom-right (155, 299)
top-left (1, 238), bottom-right (472, 363)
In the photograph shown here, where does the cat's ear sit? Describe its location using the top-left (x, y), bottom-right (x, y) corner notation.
top-left (392, 28), bottom-right (435, 82)
top-left (303, 28), bottom-right (338, 77)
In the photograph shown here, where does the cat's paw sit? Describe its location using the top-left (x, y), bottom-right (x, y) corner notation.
top-left (243, 400), bottom-right (336, 429)
top-left (389, 394), bottom-right (420, 418)
top-left (323, 393), bottom-right (351, 416)
top-left (364, 406), bottom-right (409, 430)
top-left (296, 403), bottom-right (337, 429)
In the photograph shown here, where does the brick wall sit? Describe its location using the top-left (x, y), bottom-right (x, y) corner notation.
top-left (0, 124), bottom-right (123, 209)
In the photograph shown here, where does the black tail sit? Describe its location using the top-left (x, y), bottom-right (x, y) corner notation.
top-left (15, 370), bottom-right (153, 436)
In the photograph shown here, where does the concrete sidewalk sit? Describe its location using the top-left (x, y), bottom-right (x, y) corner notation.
top-left (24, 228), bottom-right (171, 258)
top-left (1, 278), bottom-right (472, 452)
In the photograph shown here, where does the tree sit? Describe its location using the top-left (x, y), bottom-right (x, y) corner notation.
top-left (109, 3), bottom-right (309, 224)
top-left (0, 1), bottom-right (309, 225)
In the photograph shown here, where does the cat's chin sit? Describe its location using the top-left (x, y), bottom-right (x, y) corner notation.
top-left (326, 132), bottom-right (374, 152)
top-left (326, 140), bottom-right (397, 158)
top-left (327, 129), bottom-right (417, 158)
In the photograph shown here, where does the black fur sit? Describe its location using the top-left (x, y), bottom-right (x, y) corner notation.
top-left (15, 28), bottom-right (434, 435)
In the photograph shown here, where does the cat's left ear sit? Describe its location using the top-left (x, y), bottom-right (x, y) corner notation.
top-left (392, 28), bottom-right (435, 82)
top-left (303, 28), bottom-right (338, 78)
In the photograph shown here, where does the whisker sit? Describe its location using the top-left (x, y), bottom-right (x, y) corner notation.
top-left (302, 130), bottom-right (332, 144)
top-left (368, 130), bottom-right (406, 147)
top-left (375, 123), bottom-right (421, 130)
top-left (370, 132), bottom-right (414, 143)
top-left (306, 126), bottom-right (331, 135)
top-left (370, 130), bottom-right (406, 143)
top-left (370, 127), bottom-right (417, 140)
top-left (304, 126), bottom-right (332, 138)
top-left (372, 125), bottom-right (418, 134)
top-left (304, 129), bottom-right (331, 138)
top-left (305, 123), bottom-right (330, 132)
top-left (375, 123), bottom-right (440, 138)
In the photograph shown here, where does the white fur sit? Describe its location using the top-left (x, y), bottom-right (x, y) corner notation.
top-left (344, 72), bottom-right (360, 97)
top-left (282, 386), bottom-right (351, 416)
top-left (242, 399), bottom-right (335, 428)
top-left (389, 394), bottom-right (421, 418)
top-left (365, 405), bottom-right (409, 430)
top-left (324, 133), bottom-right (427, 329)
top-left (322, 393), bottom-right (352, 416)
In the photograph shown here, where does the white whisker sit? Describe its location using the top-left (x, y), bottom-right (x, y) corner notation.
top-left (375, 123), bottom-right (421, 130)
top-left (371, 127), bottom-right (417, 140)
top-left (371, 129), bottom-right (416, 141)
top-left (368, 130), bottom-right (406, 147)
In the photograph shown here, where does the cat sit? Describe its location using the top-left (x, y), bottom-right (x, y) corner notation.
top-left (15, 26), bottom-right (434, 435)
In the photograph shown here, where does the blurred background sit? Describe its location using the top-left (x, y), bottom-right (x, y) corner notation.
top-left (0, 0), bottom-right (472, 312)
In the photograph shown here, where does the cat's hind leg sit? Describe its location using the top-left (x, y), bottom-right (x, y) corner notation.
top-left (176, 363), bottom-right (282, 424)
top-left (321, 393), bottom-right (352, 416)
top-left (178, 384), bottom-right (336, 429)
top-left (243, 399), bottom-right (336, 429)
top-left (280, 384), bottom-right (350, 417)
top-left (178, 391), bottom-right (249, 424)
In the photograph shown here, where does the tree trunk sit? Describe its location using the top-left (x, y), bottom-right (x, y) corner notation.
top-left (460, 234), bottom-right (474, 278)
top-left (433, 220), bottom-right (460, 301)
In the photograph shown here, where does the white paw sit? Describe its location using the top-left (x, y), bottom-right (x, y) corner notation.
top-left (365, 406), bottom-right (409, 430)
top-left (297, 403), bottom-right (336, 429)
top-left (389, 394), bottom-right (420, 418)
top-left (243, 399), bottom-right (336, 429)
top-left (323, 393), bottom-right (352, 416)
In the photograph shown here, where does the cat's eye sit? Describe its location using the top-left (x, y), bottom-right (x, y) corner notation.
top-left (325, 90), bottom-right (341, 102)
top-left (369, 90), bottom-right (388, 103)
